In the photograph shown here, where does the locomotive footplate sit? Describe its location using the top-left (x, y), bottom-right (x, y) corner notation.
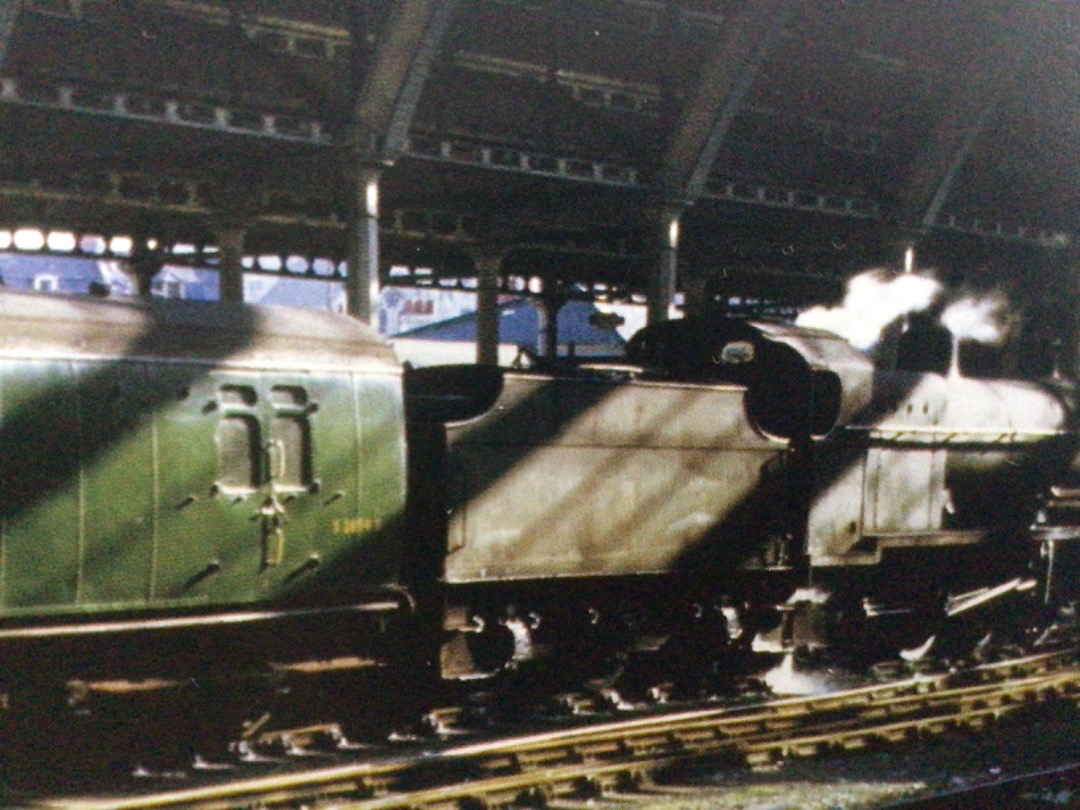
top-left (1031, 527), bottom-right (1080, 542)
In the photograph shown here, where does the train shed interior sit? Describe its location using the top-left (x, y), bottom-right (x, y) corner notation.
top-left (4, 6), bottom-right (1080, 798)
top-left (0, 0), bottom-right (1078, 364)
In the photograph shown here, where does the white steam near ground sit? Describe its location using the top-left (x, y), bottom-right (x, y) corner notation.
top-left (795, 268), bottom-right (1010, 352)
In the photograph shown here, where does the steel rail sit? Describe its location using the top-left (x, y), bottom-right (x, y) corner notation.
top-left (36, 650), bottom-right (1079, 810)
top-left (331, 670), bottom-right (1080, 810)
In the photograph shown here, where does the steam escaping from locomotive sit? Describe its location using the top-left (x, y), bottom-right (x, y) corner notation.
top-left (940, 292), bottom-right (1010, 344)
top-left (796, 270), bottom-right (1017, 369)
top-left (796, 269), bottom-right (942, 350)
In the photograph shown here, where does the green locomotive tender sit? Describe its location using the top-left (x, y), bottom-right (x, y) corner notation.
top-left (0, 290), bottom-right (407, 627)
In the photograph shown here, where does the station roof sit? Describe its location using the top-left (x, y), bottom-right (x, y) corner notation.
top-left (0, 1), bottom-right (1076, 309)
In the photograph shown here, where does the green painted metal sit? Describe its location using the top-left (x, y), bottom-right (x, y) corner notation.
top-left (0, 293), bottom-right (407, 621)
top-left (1, 360), bottom-right (82, 608)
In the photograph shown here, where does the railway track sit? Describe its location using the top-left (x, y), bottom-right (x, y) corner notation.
top-left (24, 649), bottom-right (1080, 810)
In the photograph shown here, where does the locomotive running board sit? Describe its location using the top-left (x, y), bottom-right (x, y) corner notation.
top-left (1031, 526), bottom-right (1080, 542)
top-left (944, 577), bottom-right (1036, 617)
top-left (0, 601), bottom-right (400, 640)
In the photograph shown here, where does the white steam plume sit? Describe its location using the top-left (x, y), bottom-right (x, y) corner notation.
top-left (940, 292), bottom-right (1009, 345)
top-left (796, 269), bottom-right (942, 350)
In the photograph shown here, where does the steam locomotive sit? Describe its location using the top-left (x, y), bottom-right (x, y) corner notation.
top-left (0, 288), bottom-right (1076, 711)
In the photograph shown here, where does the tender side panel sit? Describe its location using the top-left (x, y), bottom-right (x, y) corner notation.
top-left (864, 447), bottom-right (946, 533)
top-left (0, 360), bottom-right (82, 609)
top-left (807, 373), bottom-right (1075, 566)
top-left (78, 362), bottom-right (157, 607)
top-left (443, 375), bottom-right (787, 581)
top-left (808, 374), bottom-right (953, 564)
top-left (352, 372), bottom-right (409, 585)
top-left (805, 444), bottom-right (867, 564)
top-left (152, 366), bottom-right (222, 605)
top-left (278, 371), bottom-right (361, 580)
top-left (0, 357), bottom-right (407, 619)
top-left (152, 368), bottom-right (406, 606)
top-left (170, 369), bottom-right (269, 603)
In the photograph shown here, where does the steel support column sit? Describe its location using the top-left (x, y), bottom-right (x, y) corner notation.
top-left (537, 291), bottom-right (568, 359)
top-left (656, 0), bottom-right (800, 202)
top-left (0, 1), bottom-right (21, 71)
top-left (681, 275), bottom-right (711, 318)
top-left (475, 253), bottom-right (501, 365)
top-left (647, 206), bottom-right (681, 325)
top-left (1068, 248), bottom-right (1080, 382)
top-left (351, 0), bottom-right (459, 162)
top-left (346, 167), bottom-right (381, 324)
top-left (648, 0), bottom-right (796, 325)
top-left (127, 238), bottom-right (161, 299)
top-left (216, 224), bottom-right (246, 304)
top-left (346, 1), bottom-right (456, 325)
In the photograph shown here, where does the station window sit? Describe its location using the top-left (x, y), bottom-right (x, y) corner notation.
top-left (152, 278), bottom-right (186, 299)
top-left (33, 274), bottom-right (58, 292)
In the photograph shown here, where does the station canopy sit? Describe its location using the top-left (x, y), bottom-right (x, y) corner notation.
top-left (0, 1), bottom-right (1076, 312)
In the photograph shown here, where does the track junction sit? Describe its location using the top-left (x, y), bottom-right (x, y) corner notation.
top-left (19, 649), bottom-right (1080, 810)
